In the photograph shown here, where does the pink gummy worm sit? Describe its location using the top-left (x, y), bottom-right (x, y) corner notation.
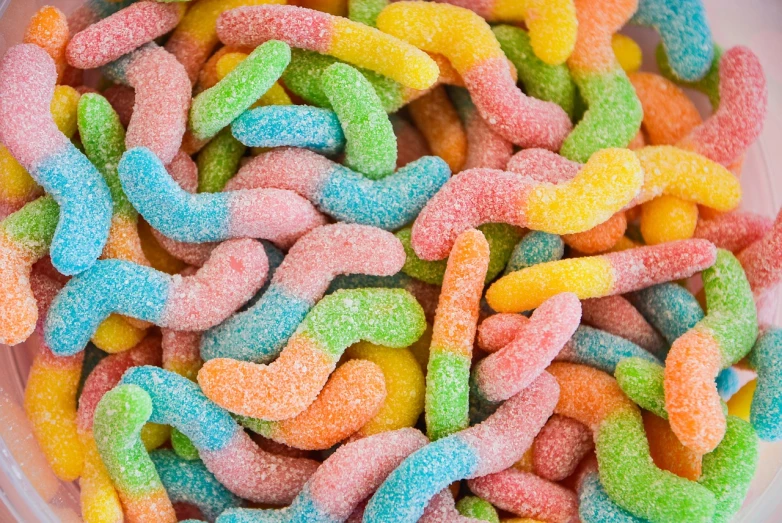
top-left (462, 371), bottom-right (560, 477)
top-left (153, 151), bottom-right (218, 266)
top-left (216, 5), bottom-right (332, 53)
top-left (393, 117), bottom-right (432, 168)
top-left (103, 85), bottom-right (136, 129)
top-left (581, 295), bottom-right (667, 356)
top-left (410, 168), bottom-right (536, 260)
top-left (532, 414), bottom-right (594, 482)
top-left (506, 148), bottom-right (581, 183)
top-left (309, 429), bottom-right (428, 520)
top-left (694, 212), bottom-right (773, 254)
top-left (163, 238), bottom-right (269, 330)
top-left (0, 44), bottom-right (70, 169)
top-left (463, 109), bottom-right (513, 171)
top-left (29, 270), bottom-right (63, 333)
top-left (468, 468), bottom-right (580, 523)
top-left (472, 293), bottom-right (581, 403)
top-left (477, 313), bottom-right (529, 354)
top-left (66, 2), bottom-right (184, 69)
top-left (225, 147), bottom-right (333, 198)
top-left (126, 46), bottom-right (191, 165)
top-left (462, 58), bottom-right (573, 149)
top-left (76, 336), bottom-right (162, 433)
top-left (272, 223), bottom-right (406, 302)
top-left (199, 429), bottom-right (319, 505)
top-left (162, 329), bottom-right (202, 377)
top-left (737, 208), bottom-right (782, 299)
top-left (681, 46), bottom-right (768, 167)
top-left (607, 239), bottom-right (717, 294)
top-left (420, 490), bottom-right (484, 523)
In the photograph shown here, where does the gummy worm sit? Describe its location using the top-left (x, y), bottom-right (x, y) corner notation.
top-left (225, 146), bottom-right (450, 231)
top-left (0, 44), bottom-right (113, 275)
top-left (44, 238), bottom-right (269, 356)
top-left (694, 212), bottom-right (773, 254)
top-left (448, 87), bottom-right (513, 171)
top-left (748, 328), bottom-right (782, 441)
top-left (504, 231), bottom-right (565, 274)
top-left (532, 414), bottom-right (594, 482)
top-left (199, 288), bottom-right (426, 420)
top-left (737, 208), bottom-right (782, 301)
top-left (409, 87), bottom-right (468, 173)
top-left (581, 295), bottom-right (667, 356)
top-left (630, 282), bottom-right (705, 346)
top-left (232, 106), bottom-right (346, 155)
top-left (68, 0), bottom-right (137, 33)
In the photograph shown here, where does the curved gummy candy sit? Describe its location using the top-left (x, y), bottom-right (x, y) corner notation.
top-left (45, 239), bottom-right (268, 356)
top-left (219, 428), bottom-right (428, 523)
top-left (410, 86), bottom-right (467, 173)
top-left (449, 87), bottom-right (513, 171)
top-left (364, 372), bottom-right (558, 523)
top-left (631, 0), bottom-right (712, 81)
top-left (121, 366), bottom-right (319, 504)
top-left (217, 4), bottom-right (439, 90)
top-left (66, 1), bottom-right (185, 69)
top-left (737, 208), bottom-right (782, 301)
top-left (581, 296), bottom-right (667, 355)
top-left (118, 146), bottom-right (326, 244)
top-left (24, 6), bottom-right (69, 82)
top-left (694, 212), bottom-right (773, 253)
top-left (504, 231), bottom-right (565, 274)
top-left (232, 106), bottom-right (346, 154)
top-left (748, 328), bottom-right (782, 441)
top-left (190, 40), bottom-right (291, 142)
top-left (426, 229), bottom-right (490, 440)
top-left (629, 72), bottom-right (702, 146)
top-left (455, 495), bottom-right (500, 523)
top-left (487, 239), bottom-right (716, 313)
top-left (630, 283), bottom-right (704, 346)
top-left (657, 43), bottom-right (722, 107)
top-left (578, 472), bottom-right (644, 523)
top-left (665, 250), bottom-right (758, 454)
top-left (0, 44), bottom-right (112, 276)
top-left (200, 288), bottom-right (426, 420)
top-left (377, 2), bottom-right (572, 149)
top-left (238, 359), bottom-right (386, 450)
top-left (225, 146), bottom-right (450, 230)
top-left (533, 415), bottom-right (594, 482)
top-left (201, 223), bottom-right (405, 363)
top-left (411, 148), bottom-right (643, 260)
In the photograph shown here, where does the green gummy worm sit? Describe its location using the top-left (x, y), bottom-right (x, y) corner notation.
top-left (197, 127), bottom-right (246, 193)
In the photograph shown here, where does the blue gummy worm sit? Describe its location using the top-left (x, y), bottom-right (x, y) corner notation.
top-left (749, 328), bottom-right (782, 441)
top-left (579, 472), bottom-right (646, 523)
top-left (232, 106), bottom-right (346, 155)
top-left (562, 325), bottom-right (661, 374)
top-left (631, 283), bottom-right (704, 348)
top-left (504, 231), bottom-right (565, 275)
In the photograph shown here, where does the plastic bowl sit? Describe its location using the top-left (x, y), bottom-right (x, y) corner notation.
top-left (1, 0), bottom-right (781, 521)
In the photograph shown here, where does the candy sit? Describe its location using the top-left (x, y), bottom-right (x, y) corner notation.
top-left (456, 496), bottom-right (500, 523)
top-left (640, 194), bottom-right (699, 245)
top-left (471, 293), bottom-right (580, 405)
top-left (631, 0), bottom-right (712, 81)
top-left (578, 472), bottom-right (644, 523)
top-left (345, 343), bottom-right (426, 436)
top-left (665, 250), bottom-right (758, 454)
top-left (120, 366), bottom-right (319, 504)
top-left (629, 72), bottom-right (702, 146)
top-left (581, 295), bottom-right (667, 355)
top-left (615, 357), bottom-right (669, 418)
top-left (190, 40), bottom-right (291, 142)
top-left (66, 2), bottom-right (186, 69)
top-left (504, 147), bottom-right (579, 184)
top-left (193, 128), bottom-right (247, 195)
top-left (748, 328), bottom-right (782, 440)
top-left (409, 87), bottom-right (467, 173)
top-left (560, 0), bottom-right (642, 162)
top-left (504, 231), bottom-right (565, 274)
top-left (219, 428), bottom-right (428, 523)
top-left (224, 146), bottom-right (450, 230)
top-left (231, 106), bottom-right (345, 154)
top-left (694, 212), bottom-right (773, 253)
top-left (162, 330), bottom-right (203, 383)
top-left (411, 148), bottom-right (643, 260)
top-left (426, 229), bottom-right (489, 440)
top-left (377, 2), bottom-right (572, 149)
top-left (727, 379), bottom-right (755, 422)
top-left (118, 146), bottom-right (326, 244)
top-left (44, 238), bottom-right (268, 356)
top-left (612, 34), bottom-right (642, 74)
top-left (643, 411), bottom-right (702, 481)
top-left (562, 212), bottom-right (627, 254)
top-left (68, 0), bottom-right (138, 33)
top-left (630, 282), bottom-right (704, 345)
top-left (23, 6), bottom-right (69, 82)
top-left (93, 384), bottom-right (177, 523)
top-left (397, 224), bottom-right (522, 286)
top-left (0, 45), bottom-right (113, 275)
top-left (657, 43), bottom-right (722, 107)
top-left (348, 0), bottom-right (388, 26)
top-left (487, 239), bottom-right (716, 313)
top-left (364, 372), bottom-right (558, 523)
top-left (218, 5), bottom-right (440, 90)
top-left (449, 87), bottom-right (513, 171)
top-left (468, 468), bottom-right (579, 523)
top-left (491, 25), bottom-right (578, 118)
top-left (238, 359), bottom-right (387, 449)
top-left (737, 209), bottom-right (782, 301)
top-left (201, 224), bottom-right (404, 362)
top-left (532, 415), bottom-right (593, 482)
top-left (200, 288), bottom-right (425, 419)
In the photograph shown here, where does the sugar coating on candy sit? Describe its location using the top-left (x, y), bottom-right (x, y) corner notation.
top-left (477, 313), bottom-right (529, 354)
top-left (657, 43), bottom-right (722, 107)
top-left (563, 212), bottom-right (627, 254)
top-left (629, 72), bottom-right (702, 146)
top-left (218, 5), bottom-right (440, 90)
top-left (392, 115), bottom-right (432, 167)
top-left (748, 329), bottom-right (782, 440)
top-left (195, 128), bottom-right (246, 194)
top-left (201, 223), bottom-right (405, 363)
top-left (615, 357), bottom-right (668, 419)
top-left (492, 25), bottom-right (578, 118)
top-left (738, 208), bottom-right (782, 300)
top-left (448, 87), bottom-right (513, 171)
top-left (397, 224), bottom-right (522, 285)
top-left (468, 468), bottom-right (579, 523)
top-left (409, 87), bottom-right (467, 173)
top-left (643, 411), bottom-right (702, 481)
top-left (581, 295), bottom-right (667, 355)
top-left (532, 415), bottom-right (593, 482)
top-left (232, 106), bottom-right (345, 154)
top-left (0, 44), bottom-right (113, 276)
top-left (612, 34), bottom-right (642, 74)
top-left (578, 472), bottom-right (645, 523)
top-left (640, 195), bottom-right (699, 245)
top-left (506, 148), bottom-right (579, 184)
top-left (504, 231), bottom-right (565, 275)
top-left (346, 343), bottom-right (426, 437)
top-left (426, 229), bottom-right (489, 440)
top-left (103, 85), bottom-right (136, 128)
top-left (630, 282), bottom-right (704, 345)
top-left (695, 212), bottom-right (773, 253)
top-left (190, 40), bottom-right (291, 141)
top-left (226, 146), bottom-right (450, 230)
top-left (419, 489), bottom-right (483, 523)
top-left (377, 2), bottom-right (572, 149)
top-left (66, 2), bottom-right (185, 69)
top-left (150, 449), bottom-right (243, 520)
top-left (455, 495), bottom-right (500, 523)
top-left (199, 288), bottom-right (425, 420)
top-left (364, 372), bottom-right (558, 523)
top-left (472, 293), bottom-right (580, 404)
top-left (23, 6), bottom-right (69, 81)
top-left (239, 359), bottom-right (386, 450)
